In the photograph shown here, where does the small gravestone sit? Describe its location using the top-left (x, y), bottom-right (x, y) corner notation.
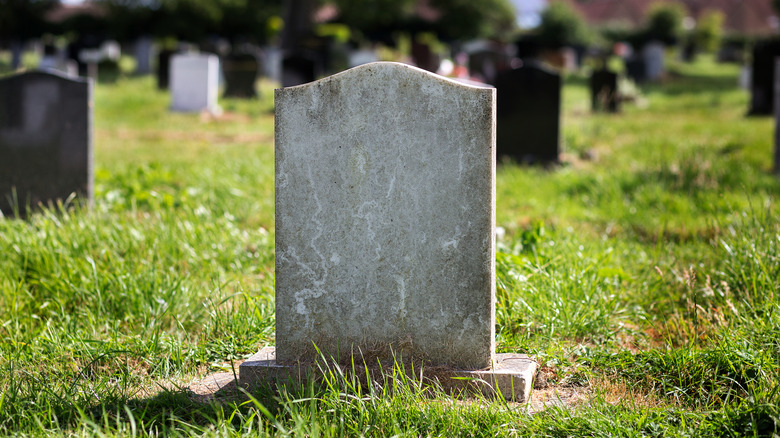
top-left (643, 42), bottom-right (665, 81)
top-left (749, 39), bottom-right (780, 115)
top-left (170, 53), bottom-right (220, 113)
top-left (590, 68), bottom-right (620, 113)
top-left (134, 36), bottom-right (154, 75)
top-left (0, 71), bottom-right (92, 217)
top-left (222, 52), bottom-right (260, 98)
top-left (240, 62), bottom-right (536, 401)
top-left (157, 49), bottom-right (175, 90)
top-left (495, 60), bottom-right (561, 164)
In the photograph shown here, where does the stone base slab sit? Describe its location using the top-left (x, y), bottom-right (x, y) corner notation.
top-left (239, 346), bottom-right (538, 403)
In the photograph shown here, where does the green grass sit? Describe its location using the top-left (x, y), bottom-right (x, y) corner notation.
top-left (1, 54), bottom-right (779, 436)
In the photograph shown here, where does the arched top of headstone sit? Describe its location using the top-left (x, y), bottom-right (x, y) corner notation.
top-left (0, 69), bottom-right (90, 85)
top-left (280, 61), bottom-right (494, 92)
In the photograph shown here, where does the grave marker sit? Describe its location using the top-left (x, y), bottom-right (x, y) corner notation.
top-left (642, 42), bottom-right (665, 81)
top-left (495, 60), bottom-right (561, 164)
top-left (222, 52), bottom-right (260, 98)
top-left (749, 39), bottom-right (780, 115)
top-left (590, 68), bottom-right (620, 113)
top-left (170, 53), bottom-right (220, 113)
top-left (241, 62), bottom-right (536, 401)
top-left (0, 71), bottom-right (92, 217)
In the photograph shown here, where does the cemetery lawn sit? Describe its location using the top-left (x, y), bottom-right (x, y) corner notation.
top-left (1, 56), bottom-right (779, 436)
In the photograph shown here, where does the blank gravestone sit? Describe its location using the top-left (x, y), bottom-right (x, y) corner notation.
top-left (156, 49), bottom-right (175, 90)
top-left (642, 42), bottom-right (665, 81)
top-left (240, 62), bottom-right (537, 401)
top-left (0, 71), bottom-right (92, 217)
top-left (590, 68), bottom-right (620, 113)
top-left (495, 60), bottom-right (561, 164)
top-left (170, 53), bottom-right (220, 113)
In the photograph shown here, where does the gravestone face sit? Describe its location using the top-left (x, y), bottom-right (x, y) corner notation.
top-left (749, 39), bottom-right (780, 115)
top-left (170, 53), bottom-right (220, 113)
top-left (495, 60), bottom-right (561, 164)
top-left (0, 71), bottom-right (92, 217)
top-left (590, 69), bottom-right (620, 113)
top-left (642, 42), bottom-right (665, 81)
top-left (275, 62), bottom-right (496, 369)
top-left (222, 52), bottom-right (260, 98)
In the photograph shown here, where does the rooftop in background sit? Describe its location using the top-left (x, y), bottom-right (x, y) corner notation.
top-left (556, 0), bottom-right (779, 37)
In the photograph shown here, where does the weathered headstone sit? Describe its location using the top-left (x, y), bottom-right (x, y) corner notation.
top-left (222, 52), bottom-right (260, 98)
top-left (241, 62), bottom-right (536, 401)
top-left (0, 71), bottom-right (92, 217)
top-left (590, 68), bottom-right (620, 113)
top-left (170, 53), bottom-right (220, 113)
top-left (749, 39), bottom-right (780, 115)
top-left (642, 41), bottom-right (665, 81)
top-left (495, 60), bottom-right (561, 164)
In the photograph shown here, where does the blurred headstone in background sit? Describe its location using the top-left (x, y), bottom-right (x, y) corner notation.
top-left (222, 51), bottom-right (260, 98)
top-left (157, 48), bottom-right (176, 90)
top-left (495, 60), bottom-right (561, 164)
top-left (749, 39), bottom-right (780, 116)
top-left (0, 71), bottom-right (92, 217)
top-left (134, 36), bottom-right (154, 75)
top-left (774, 58), bottom-right (780, 174)
top-left (170, 53), bottom-right (220, 114)
top-left (590, 68), bottom-right (620, 113)
top-left (642, 41), bottom-right (665, 81)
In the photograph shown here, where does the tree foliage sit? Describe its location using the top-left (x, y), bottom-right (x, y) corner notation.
top-left (0, 0), bottom-right (58, 40)
top-left (536, 1), bottom-right (591, 48)
top-left (644, 1), bottom-right (686, 45)
top-left (693, 9), bottom-right (724, 53)
top-left (428, 0), bottom-right (516, 41)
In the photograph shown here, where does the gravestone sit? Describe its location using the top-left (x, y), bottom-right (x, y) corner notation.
top-left (170, 53), bottom-right (220, 113)
top-left (590, 68), bottom-right (620, 113)
top-left (642, 42), bottom-right (665, 81)
top-left (134, 36), bottom-right (154, 75)
top-left (749, 39), bottom-right (780, 115)
top-left (157, 49), bottom-right (175, 90)
top-left (0, 71), bottom-right (92, 217)
top-left (241, 62), bottom-right (536, 401)
top-left (222, 52), bottom-right (260, 98)
top-left (495, 60), bottom-right (561, 164)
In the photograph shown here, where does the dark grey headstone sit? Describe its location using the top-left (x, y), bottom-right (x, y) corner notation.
top-left (749, 39), bottom-right (780, 116)
top-left (625, 57), bottom-right (646, 83)
top-left (222, 53), bottom-right (260, 98)
top-left (157, 49), bottom-right (175, 90)
top-left (0, 71), bottom-right (92, 217)
top-left (590, 69), bottom-right (620, 113)
top-left (495, 61), bottom-right (561, 164)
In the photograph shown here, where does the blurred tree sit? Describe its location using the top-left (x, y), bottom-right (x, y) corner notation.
top-left (221, 0), bottom-right (282, 44)
top-left (644, 1), bottom-right (685, 45)
top-left (0, 0), bottom-right (58, 41)
top-left (330, 0), bottom-right (415, 36)
top-left (428, 0), bottom-right (516, 41)
top-left (536, 1), bottom-right (591, 48)
top-left (692, 10), bottom-right (724, 53)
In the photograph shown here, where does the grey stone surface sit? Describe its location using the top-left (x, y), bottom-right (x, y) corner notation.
top-left (0, 71), bottom-right (92, 217)
top-left (240, 347), bottom-right (538, 402)
top-left (643, 42), bottom-right (665, 81)
top-left (274, 61), bottom-right (496, 370)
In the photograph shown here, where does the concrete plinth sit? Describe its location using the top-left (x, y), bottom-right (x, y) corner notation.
top-left (239, 346), bottom-right (538, 403)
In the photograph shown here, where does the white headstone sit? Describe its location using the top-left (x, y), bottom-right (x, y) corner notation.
top-left (170, 53), bottom-right (220, 114)
top-left (274, 62), bottom-right (496, 369)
